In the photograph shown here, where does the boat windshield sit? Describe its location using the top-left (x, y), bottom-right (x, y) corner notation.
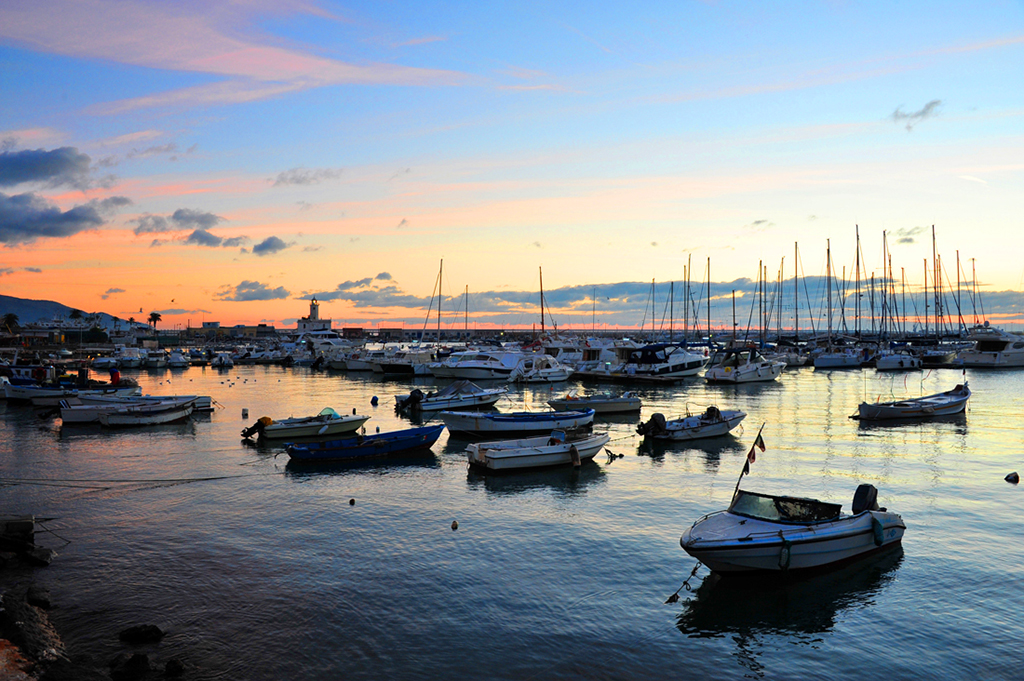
top-left (729, 490), bottom-right (841, 523)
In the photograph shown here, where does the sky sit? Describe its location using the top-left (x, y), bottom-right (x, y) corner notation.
top-left (1, 0), bottom-right (1023, 333)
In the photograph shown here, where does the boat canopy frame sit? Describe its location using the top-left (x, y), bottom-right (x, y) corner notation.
top-left (729, 490), bottom-right (842, 524)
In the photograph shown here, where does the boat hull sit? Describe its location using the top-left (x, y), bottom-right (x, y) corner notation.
top-left (856, 384), bottom-right (970, 420)
top-left (704, 362), bottom-right (784, 384)
top-left (467, 432), bottom-right (610, 471)
top-left (285, 424), bottom-right (445, 462)
top-left (98, 403), bottom-right (195, 427)
top-left (439, 409), bottom-right (595, 436)
top-left (261, 415), bottom-right (369, 439)
top-left (681, 510), bottom-right (906, 573)
top-left (547, 395), bottom-right (641, 414)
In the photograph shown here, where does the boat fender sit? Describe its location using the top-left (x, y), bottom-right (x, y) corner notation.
top-left (370, 396), bottom-right (379, 406)
top-left (570, 445), bottom-right (581, 468)
top-left (779, 539), bottom-right (792, 570)
top-left (1006, 472), bottom-right (1020, 484)
top-left (871, 515), bottom-right (885, 546)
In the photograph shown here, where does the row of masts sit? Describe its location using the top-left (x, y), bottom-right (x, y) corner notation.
top-left (416, 227), bottom-right (985, 341)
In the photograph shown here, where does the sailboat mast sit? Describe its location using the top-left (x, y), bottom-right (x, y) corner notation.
top-left (539, 266), bottom-right (545, 335)
top-left (685, 255), bottom-right (691, 344)
top-left (464, 285), bottom-right (468, 333)
top-left (437, 259), bottom-right (443, 343)
top-left (669, 281), bottom-right (674, 343)
top-left (794, 242), bottom-right (799, 341)
top-left (826, 239), bottom-right (833, 344)
top-left (706, 258), bottom-right (711, 348)
top-left (855, 225), bottom-right (861, 339)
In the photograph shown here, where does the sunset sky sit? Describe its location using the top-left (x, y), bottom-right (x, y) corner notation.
top-left (1, 1), bottom-right (1023, 332)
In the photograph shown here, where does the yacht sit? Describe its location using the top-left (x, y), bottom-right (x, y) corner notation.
top-left (957, 322), bottom-right (1024, 367)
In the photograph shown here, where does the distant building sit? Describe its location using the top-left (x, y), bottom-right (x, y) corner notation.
top-left (297, 298), bottom-right (332, 333)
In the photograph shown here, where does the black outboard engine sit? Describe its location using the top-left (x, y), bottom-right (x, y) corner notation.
top-left (852, 484), bottom-right (880, 514)
top-left (241, 416), bottom-right (272, 440)
top-left (636, 412), bottom-right (667, 436)
top-left (396, 388), bottom-right (424, 413)
top-left (310, 355), bottom-right (325, 370)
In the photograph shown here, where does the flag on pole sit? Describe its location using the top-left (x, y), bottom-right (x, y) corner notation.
top-left (754, 433), bottom-right (766, 452)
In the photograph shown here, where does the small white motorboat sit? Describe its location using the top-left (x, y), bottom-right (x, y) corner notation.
top-left (704, 346), bottom-right (785, 384)
top-left (874, 349), bottom-right (922, 371)
top-left (507, 354), bottom-right (574, 383)
top-left (466, 430), bottom-right (611, 471)
top-left (61, 396), bottom-right (198, 425)
top-left (98, 401), bottom-right (195, 427)
top-left (636, 405), bottom-right (746, 441)
top-left (680, 484), bottom-right (906, 573)
top-left (439, 408), bottom-right (595, 437)
top-left (547, 390), bottom-right (641, 414)
top-left (854, 382), bottom-right (970, 421)
top-left (395, 380), bottom-right (508, 412)
top-left (242, 407), bottom-right (370, 440)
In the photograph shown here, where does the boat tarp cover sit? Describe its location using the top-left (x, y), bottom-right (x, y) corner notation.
top-left (431, 380), bottom-right (483, 398)
top-left (730, 490), bottom-right (842, 523)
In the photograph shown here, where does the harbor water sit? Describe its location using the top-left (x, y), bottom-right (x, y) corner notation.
top-left (2, 364), bottom-right (1022, 679)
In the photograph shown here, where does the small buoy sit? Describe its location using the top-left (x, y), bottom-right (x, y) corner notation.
top-left (242, 408), bottom-right (249, 418)
top-left (349, 498), bottom-right (355, 506)
top-left (376, 426), bottom-right (380, 433)
top-left (370, 396), bottom-right (378, 406)
top-left (352, 407), bottom-right (357, 415)
top-left (1006, 472), bottom-right (1020, 484)
top-left (451, 520), bottom-right (458, 531)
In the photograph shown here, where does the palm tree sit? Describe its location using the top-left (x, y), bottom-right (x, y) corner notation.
top-left (2, 312), bottom-right (18, 334)
top-left (148, 312), bottom-right (162, 330)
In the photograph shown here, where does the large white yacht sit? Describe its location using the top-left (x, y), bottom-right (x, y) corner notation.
top-left (957, 322), bottom-right (1024, 367)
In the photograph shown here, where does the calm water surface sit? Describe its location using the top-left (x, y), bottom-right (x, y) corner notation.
top-left (2, 364), bottom-right (1022, 679)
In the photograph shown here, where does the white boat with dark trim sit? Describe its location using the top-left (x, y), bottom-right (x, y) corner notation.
top-left (547, 390), bottom-right (641, 414)
top-left (704, 346), bottom-right (785, 384)
top-left (241, 408), bottom-right (369, 440)
top-left (611, 343), bottom-right (707, 378)
top-left (874, 348), bottom-right (922, 371)
top-left (439, 408), bottom-right (595, 437)
top-left (680, 484), bottom-right (906, 574)
top-left (855, 382), bottom-right (970, 421)
top-left (466, 431), bottom-right (610, 471)
top-left (395, 380), bottom-right (507, 412)
top-left (61, 396), bottom-right (198, 425)
top-left (507, 354), bottom-right (574, 383)
top-left (636, 405), bottom-right (745, 441)
top-left (98, 401), bottom-right (195, 427)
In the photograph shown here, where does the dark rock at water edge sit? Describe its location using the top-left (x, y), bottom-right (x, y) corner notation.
top-left (109, 652), bottom-right (150, 681)
top-left (26, 585), bottom-right (51, 610)
top-left (165, 657), bottom-right (186, 677)
top-left (118, 624), bottom-right (165, 645)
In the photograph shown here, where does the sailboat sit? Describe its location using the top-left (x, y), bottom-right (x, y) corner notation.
top-left (814, 238), bottom-right (863, 369)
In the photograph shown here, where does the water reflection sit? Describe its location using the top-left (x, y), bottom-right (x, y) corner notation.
top-left (636, 435), bottom-right (745, 471)
top-left (855, 412), bottom-right (967, 434)
top-left (465, 461), bottom-right (607, 496)
top-left (676, 546), bottom-right (904, 640)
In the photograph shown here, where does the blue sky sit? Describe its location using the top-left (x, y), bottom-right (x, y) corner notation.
top-left (0, 0), bottom-right (1022, 331)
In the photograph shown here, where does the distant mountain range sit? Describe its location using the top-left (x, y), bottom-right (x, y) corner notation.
top-left (0, 294), bottom-right (144, 329)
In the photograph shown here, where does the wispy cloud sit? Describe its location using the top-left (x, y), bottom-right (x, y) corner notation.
top-left (251, 235), bottom-right (291, 256)
top-left (272, 167), bottom-right (343, 187)
top-left (101, 287), bottom-right (125, 300)
top-left (184, 229), bottom-right (248, 248)
top-left (891, 100), bottom-right (941, 131)
top-left (0, 1), bottom-right (470, 114)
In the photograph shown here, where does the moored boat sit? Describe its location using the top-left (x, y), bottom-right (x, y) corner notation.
top-left (97, 401), bottom-right (195, 427)
top-left (395, 380), bottom-right (507, 413)
top-left (439, 408), bottom-right (595, 437)
top-left (636, 405), bottom-right (745, 441)
top-left (61, 396), bottom-right (198, 425)
top-left (547, 390), bottom-right (641, 414)
top-left (242, 408), bottom-right (369, 440)
top-left (466, 430), bottom-right (610, 471)
top-left (854, 382), bottom-right (970, 421)
top-left (680, 484), bottom-right (906, 574)
top-left (704, 346), bottom-right (785, 384)
top-left (285, 424), bottom-right (445, 463)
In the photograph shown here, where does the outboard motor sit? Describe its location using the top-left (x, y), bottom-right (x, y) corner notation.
top-left (310, 355), bottom-right (325, 370)
top-left (396, 389), bottom-right (424, 413)
top-left (852, 484), bottom-right (880, 514)
top-left (636, 412), bottom-right (667, 436)
top-left (241, 416), bottom-right (273, 439)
